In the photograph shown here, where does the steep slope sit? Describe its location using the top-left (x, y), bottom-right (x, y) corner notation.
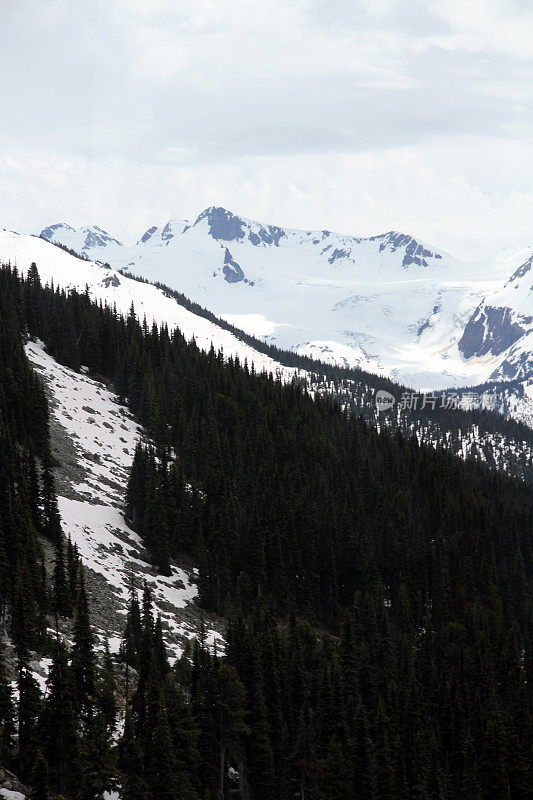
top-left (458, 253), bottom-right (532, 381)
top-left (3, 260), bottom-right (530, 800)
top-left (26, 338), bottom-right (223, 662)
top-left (40, 209), bottom-right (532, 401)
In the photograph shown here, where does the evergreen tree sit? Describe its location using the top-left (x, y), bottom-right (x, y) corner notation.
top-left (31, 751), bottom-right (50, 800)
top-left (70, 568), bottom-right (97, 716)
top-left (0, 645), bottom-right (15, 764)
top-left (41, 644), bottom-right (80, 795)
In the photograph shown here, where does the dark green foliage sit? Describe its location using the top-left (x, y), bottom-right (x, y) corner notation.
top-left (0, 645), bottom-right (15, 764)
top-left (0, 265), bottom-right (122, 800)
top-left (18, 663), bottom-right (42, 781)
top-left (41, 644), bottom-right (80, 794)
top-left (70, 568), bottom-right (97, 715)
top-left (78, 711), bottom-right (115, 800)
top-left (99, 639), bottom-right (117, 730)
top-left (0, 261), bottom-right (531, 799)
top-left (31, 751), bottom-right (49, 800)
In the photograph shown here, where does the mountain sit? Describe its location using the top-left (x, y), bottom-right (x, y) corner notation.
top-left (458, 253), bottom-right (532, 380)
top-left (0, 234), bottom-right (531, 800)
top-left (40, 208), bottom-right (533, 424)
top-left (2, 229), bottom-right (532, 479)
top-left (40, 222), bottom-right (123, 252)
top-left (0, 229), bottom-right (300, 381)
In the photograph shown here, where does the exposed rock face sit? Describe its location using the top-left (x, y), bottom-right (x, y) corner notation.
top-left (222, 248), bottom-right (245, 283)
top-left (506, 254), bottom-right (532, 284)
top-left (26, 340), bottom-right (225, 661)
top-left (328, 248), bottom-right (353, 265)
top-left (161, 221), bottom-right (175, 241)
top-left (141, 225), bottom-right (158, 243)
top-left (101, 274), bottom-right (121, 288)
top-left (376, 232), bottom-right (442, 267)
top-left (195, 206), bottom-right (246, 241)
top-left (459, 306), bottom-right (531, 359)
top-left (41, 222), bottom-right (75, 240)
top-left (248, 225), bottom-right (286, 247)
top-left (41, 223), bottom-right (123, 251)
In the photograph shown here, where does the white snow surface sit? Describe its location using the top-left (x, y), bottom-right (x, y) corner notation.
top-left (26, 339), bottom-right (222, 661)
top-left (37, 210), bottom-right (532, 393)
top-left (0, 230), bottom-right (303, 386)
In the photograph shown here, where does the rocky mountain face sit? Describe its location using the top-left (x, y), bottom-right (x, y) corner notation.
top-left (458, 254), bottom-right (532, 382)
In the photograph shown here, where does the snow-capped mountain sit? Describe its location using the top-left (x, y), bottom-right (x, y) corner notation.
top-left (41, 222), bottom-right (123, 253)
top-left (40, 208), bottom-right (532, 403)
top-left (0, 229), bottom-right (301, 382)
top-left (2, 228), bottom-right (532, 473)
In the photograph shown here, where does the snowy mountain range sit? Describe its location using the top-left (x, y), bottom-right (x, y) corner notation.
top-left (1, 228), bottom-right (532, 475)
top-left (39, 207), bottom-right (532, 409)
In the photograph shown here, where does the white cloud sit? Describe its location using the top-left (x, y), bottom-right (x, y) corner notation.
top-left (0, 0), bottom-right (532, 259)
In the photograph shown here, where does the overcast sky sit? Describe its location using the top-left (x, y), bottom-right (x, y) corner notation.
top-left (1, 0), bottom-right (533, 259)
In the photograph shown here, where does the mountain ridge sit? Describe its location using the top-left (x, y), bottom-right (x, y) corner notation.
top-left (39, 208), bottom-right (532, 415)
top-left (2, 229), bottom-right (532, 476)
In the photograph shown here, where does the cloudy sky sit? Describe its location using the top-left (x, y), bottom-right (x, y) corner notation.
top-left (1, 0), bottom-right (533, 259)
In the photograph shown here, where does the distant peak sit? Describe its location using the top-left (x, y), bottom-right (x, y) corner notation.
top-left (82, 226), bottom-right (123, 249)
top-left (40, 222), bottom-right (75, 240)
top-left (193, 206), bottom-right (247, 242)
top-left (40, 223), bottom-right (122, 250)
top-left (370, 231), bottom-right (444, 268)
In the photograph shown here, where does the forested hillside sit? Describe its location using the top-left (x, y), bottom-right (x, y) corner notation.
top-left (0, 261), bottom-right (531, 800)
top-left (124, 268), bottom-right (533, 481)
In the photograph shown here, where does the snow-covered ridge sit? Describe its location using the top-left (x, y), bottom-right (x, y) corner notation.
top-left (0, 230), bottom-right (304, 384)
top-left (38, 208), bottom-right (532, 405)
top-left (2, 228), bottom-right (531, 434)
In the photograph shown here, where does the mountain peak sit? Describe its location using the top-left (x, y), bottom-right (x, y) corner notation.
top-left (40, 222), bottom-right (75, 240)
top-left (40, 223), bottom-right (122, 252)
top-left (193, 206), bottom-right (247, 241)
top-left (372, 231), bottom-right (444, 268)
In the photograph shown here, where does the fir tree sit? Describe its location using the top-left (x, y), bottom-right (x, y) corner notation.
top-left (70, 568), bottom-right (97, 715)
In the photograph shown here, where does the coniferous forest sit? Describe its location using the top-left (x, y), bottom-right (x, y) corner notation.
top-left (0, 261), bottom-right (531, 799)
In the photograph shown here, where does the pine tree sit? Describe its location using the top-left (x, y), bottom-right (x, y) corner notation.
top-left (215, 664), bottom-right (247, 800)
top-left (146, 705), bottom-right (178, 800)
top-left (0, 645), bottom-right (15, 765)
top-left (70, 568), bottom-right (97, 715)
top-left (41, 450), bottom-right (62, 543)
top-left (41, 644), bottom-right (80, 795)
top-left (99, 639), bottom-right (117, 731)
top-left (79, 711), bottom-right (115, 800)
top-left (18, 662), bottom-right (42, 780)
top-left (119, 706), bottom-right (146, 800)
top-left (52, 537), bottom-right (71, 617)
top-left (31, 751), bottom-right (50, 800)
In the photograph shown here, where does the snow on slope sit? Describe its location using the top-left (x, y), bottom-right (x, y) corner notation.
top-left (26, 339), bottom-right (223, 661)
top-left (0, 230), bottom-right (302, 384)
top-left (39, 209), bottom-right (533, 394)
